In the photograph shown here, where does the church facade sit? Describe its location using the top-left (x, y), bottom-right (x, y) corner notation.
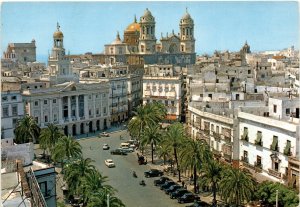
top-left (104, 8), bottom-right (196, 67)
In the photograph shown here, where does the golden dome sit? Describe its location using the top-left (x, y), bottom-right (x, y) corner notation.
top-left (125, 22), bottom-right (140, 32)
top-left (53, 22), bottom-right (64, 38)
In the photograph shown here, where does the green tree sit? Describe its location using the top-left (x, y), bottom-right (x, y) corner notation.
top-left (156, 143), bottom-right (172, 165)
top-left (180, 139), bottom-right (212, 193)
top-left (140, 124), bottom-right (162, 163)
top-left (51, 135), bottom-right (82, 167)
top-left (164, 122), bottom-right (185, 182)
top-left (14, 115), bottom-right (40, 144)
top-left (219, 168), bottom-right (256, 206)
top-left (199, 160), bottom-right (223, 206)
top-left (128, 102), bottom-right (166, 140)
top-left (254, 181), bottom-right (299, 207)
top-left (64, 157), bottom-right (95, 196)
top-left (39, 123), bottom-right (63, 157)
top-left (87, 188), bottom-right (125, 207)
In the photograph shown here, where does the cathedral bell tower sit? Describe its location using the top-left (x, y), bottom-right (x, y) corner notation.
top-left (179, 8), bottom-right (195, 53)
top-left (48, 23), bottom-right (77, 84)
top-left (138, 8), bottom-right (157, 54)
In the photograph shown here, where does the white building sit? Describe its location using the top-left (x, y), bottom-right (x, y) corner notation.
top-left (1, 79), bottom-right (24, 139)
top-left (22, 81), bottom-right (111, 135)
top-left (238, 96), bottom-right (299, 187)
top-left (143, 64), bottom-right (184, 122)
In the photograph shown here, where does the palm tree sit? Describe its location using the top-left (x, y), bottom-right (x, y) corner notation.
top-left (164, 122), bottom-right (185, 181)
top-left (180, 139), bottom-right (212, 193)
top-left (51, 135), bottom-right (82, 167)
top-left (219, 167), bottom-right (256, 206)
top-left (156, 143), bottom-right (172, 165)
top-left (14, 115), bottom-right (40, 144)
top-left (64, 157), bottom-right (95, 196)
top-left (140, 124), bottom-right (162, 163)
top-left (39, 123), bottom-right (63, 157)
top-left (199, 160), bottom-right (223, 206)
top-left (128, 102), bottom-right (166, 141)
top-left (87, 188), bottom-right (125, 207)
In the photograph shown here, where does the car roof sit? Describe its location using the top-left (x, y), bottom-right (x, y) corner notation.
top-left (106, 159), bottom-right (113, 162)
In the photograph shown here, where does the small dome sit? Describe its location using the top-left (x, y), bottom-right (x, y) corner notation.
top-left (53, 22), bottom-right (63, 38)
top-left (143, 8), bottom-right (153, 18)
top-left (111, 32), bottom-right (122, 44)
top-left (182, 12), bottom-right (191, 20)
top-left (180, 8), bottom-right (194, 24)
top-left (53, 30), bottom-right (63, 38)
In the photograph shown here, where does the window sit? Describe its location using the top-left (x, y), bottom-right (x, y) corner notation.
top-left (103, 107), bottom-right (107, 114)
top-left (44, 116), bottom-right (48, 123)
top-left (35, 101), bottom-right (39, 106)
top-left (2, 96), bottom-right (7, 101)
top-left (11, 96), bottom-right (16, 101)
top-left (12, 106), bottom-right (18, 116)
top-left (171, 101), bottom-right (175, 106)
top-left (273, 105), bottom-right (277, 113)
top-left (103, 94), bottom-right (106, 98)
top-left (53, 114), bottom-right (57, 122)
top-left (35, 117), bottom-right (39, 123)
top-left (271, 136), bottom-right (278, 151)
top-left (286, 108), bottom-right (290, 115)
top-left (39, 181), bottom-right (48, 197)
top-left (89, 95), bottom-right (92, 99)
top-left (53, 99), bottom-right (57, 104)
top-left (12, 118), bottom-right (18, 128)
top-left (216, 126), bottom-right (219, 134)
top-left (248, 70), bottom-right (251, 74)
top-left (96, 109), bottom-right (99, 115)
top-left (211, 124), bottom-right (214, 132)
top-left (165, 100), bottom-right (168, 106)
top-left (44, 100), bottom-right (48, 105)
top-left (2, 107), bottom-right (9, 117)
top-left (208, 94), bottom-right (212, 99)
top-left (89, 110), bottom-right (92, 116)
top-left (256, 156), bottom-right (262, 167)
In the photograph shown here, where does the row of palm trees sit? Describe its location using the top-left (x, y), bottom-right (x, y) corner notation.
top-left (128, 102), bottom-right (256, 206)
top-left (14, 115), bottom-right (125, 207)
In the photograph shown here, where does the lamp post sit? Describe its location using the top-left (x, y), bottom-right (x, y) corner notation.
top-left (275, 189), bottom-right (278, 207)
top-left (107, 194), bottom-right (110, 207)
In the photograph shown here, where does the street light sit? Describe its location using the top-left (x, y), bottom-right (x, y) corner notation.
top-left (107, 194), bottom-right (110, 207)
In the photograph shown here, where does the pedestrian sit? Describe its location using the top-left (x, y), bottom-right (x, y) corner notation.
top-left (196, 184), bottom-right (199, 194)
top-left (90, 146), bottom-right (92, 150)
top-left (182, 181), bottom-right (185, 187)
top-left (120, 135), bottom-right (122, 140)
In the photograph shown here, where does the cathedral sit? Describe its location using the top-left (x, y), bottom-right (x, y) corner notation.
top-left (104, 8), bottom-right (196, 67)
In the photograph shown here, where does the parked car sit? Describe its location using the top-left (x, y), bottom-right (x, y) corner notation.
top-left (110, 149), bottom-right (127, 155)
top-left (160, 181), bottom-right (176, 190)
top-left (186, 201), bottom-right (211, 207)
top-left (170, 189), bottom-right (189, 199)
top-left (104, 159), bottom-right (115, 168)
top-left (177, 193), bottom-right (200, 204)
top-left (100, 132), bottom-right (109, 137)
top-left (154, 177), bottom-right (170, 186)
top-left (120, 146), bottom-right (134, 153)
top-left (165, 184), bottom-right (181, 194)
top-left (103, 144), bottom-right (110, 150)
top-left (144, 169), bottom-right (163, 178)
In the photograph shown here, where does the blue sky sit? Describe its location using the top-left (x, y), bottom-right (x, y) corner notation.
top-left (1, 1), bottom-right (299, 63)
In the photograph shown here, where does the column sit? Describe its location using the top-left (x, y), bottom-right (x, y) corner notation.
top-left (40, 100), bottom-right (44, 127)
top-left (84, 95), bottom-right (89, 119)
top-left (58, 98), bottom-right (63, 124)
top-left (49, 98), bottom-right (53, 123)
top-left (68, 96), bottom-right (71, 121)
top-left (93, 94), bottom-right (96, 119)
top-left (75, 95), bottom-right (79, 120)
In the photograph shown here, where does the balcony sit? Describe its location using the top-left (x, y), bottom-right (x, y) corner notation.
top-left (241, 133), bottom-right (248, 142)
top-left (268, 168), bottom-right (281, 179)
top-left (241, 156), bottom-right (249, 164)
top-left (223, 154), bottom-right (232, 162)
top-left (212, 149), bottom-right (221, 157)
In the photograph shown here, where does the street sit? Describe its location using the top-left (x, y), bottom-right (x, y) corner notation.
top-left (79, 129), bottom-right (185, 207)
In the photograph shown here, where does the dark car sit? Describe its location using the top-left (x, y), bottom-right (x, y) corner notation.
top-left (186, 201), bottom-right (211, 207)
top-left (177, 193), bottom-right (200, 204)
top-left (110, 149), bottom-right (127, 155)
top-left (170, 189), bottom-right (189, 199)
top-left (154, 177), bottom-right (170, 186)
top-left (144, 169), bottom-right (163, 178)
top-left (165, 184), bottom-right (181, 194)
top-left (160, 181), bottom-right (176, 190)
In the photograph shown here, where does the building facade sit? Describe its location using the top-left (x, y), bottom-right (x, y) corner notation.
top-left (2, 40), bottom-right (36, 63)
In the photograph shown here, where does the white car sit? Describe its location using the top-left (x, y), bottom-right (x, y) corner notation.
top-left (103, 144), bottom-right (110, 150)
top-left (100, 132), bottom-right (110, 137)
top-left (104, 159), bottom-right (115, 168)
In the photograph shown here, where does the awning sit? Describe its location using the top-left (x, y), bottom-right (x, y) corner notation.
top-left (271, 136), bottom-right (278, 151)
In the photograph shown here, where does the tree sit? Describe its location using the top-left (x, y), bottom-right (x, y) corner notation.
top-left (87, 188), bottom-right (125, 207)
top-left (164, 122), bottom-right (185, 182)
top-left (51, 135), bottom-right (82, 167)
top-left (199, 160), bottom-right (223, 206)
top-left (140, 124), bottom-right (162, 163)
top-left (180, 139), bottom-right (212, 193)
top-left (14, 115), bottom-right (40, 144)
top-left (128, 102), bottom-right (166, 141)
top-left (156, 143), bottom-right (172, 165)
top-left (219, 167), bottom-right (256, 206)
top-left (64, 157), bottom-right (95, 196)
top-left (254, 181), bottom-right (299, 207)
top-left (39, 123), bottom-right (63, 157)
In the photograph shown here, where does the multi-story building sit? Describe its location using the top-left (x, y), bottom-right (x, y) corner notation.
top-left (143, 64), bottom-right (184, 122)
top-left (238, 96), bottom-right (299, 187)
top-left (1, 78), bottom-right (24, 140)
top-left (2, 39), bottom-right (36, 63)
top-left (22, 81), bottom-right (111, 135)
